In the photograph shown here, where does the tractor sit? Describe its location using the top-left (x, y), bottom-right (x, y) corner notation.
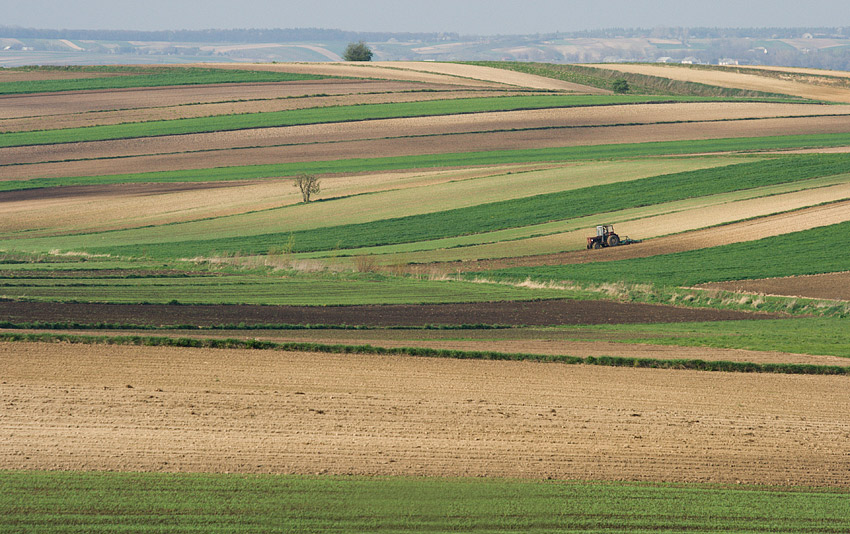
top-left (586, 224), bottom-right (639, 249)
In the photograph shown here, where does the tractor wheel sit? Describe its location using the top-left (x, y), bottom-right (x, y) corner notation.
top-left (607, 234), bottom-right (620, 247)
top-left (592, 242), bottom-right (602, 249)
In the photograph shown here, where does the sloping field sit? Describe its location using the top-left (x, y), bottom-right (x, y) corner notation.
top-left (7, 102), bottom-right (847, 167)
top-left (1, 158), bottom-right (741, 244)
top-left (9, 115), bottom-right (850, 181)
top-left (0, 80), bottom-right (452, 119)
top-left (697, 271), bottom-right (850, 301)
top-left (0, 163), bottom-right (568, 235)
top-left (589, 63), bottom-right (850, 103)
top-left (383, 61), bottom-right (608, 92)
top-left (441, 198), bottom-right (850, 270)
top-left (1, 89), bottom-right (530, 133)
top-left (191, 61), bottom-right (507, 87)
top-left (3, 341), bottom-right (849, 486)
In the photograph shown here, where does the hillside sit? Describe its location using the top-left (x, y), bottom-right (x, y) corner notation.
top-left (1, 61), bottom-right (849, 532)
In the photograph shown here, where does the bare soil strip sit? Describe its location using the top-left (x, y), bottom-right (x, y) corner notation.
top-left (2, 342), bottom-right (848, 485)
top-left (697, 271), bottom-right (850, 301)
top-left (6, 102), bottom-right (846, 166)
top-left (0, 90), bottom-right (530, 133)
top-left (9, 115), bottom-right (850, 180)
top-left (589, 63), bottom-right (850, 103)
top-left (0, 299), bottom-right (778, 327)
top-left (0, 80), bottom-right (449, 119)
top-left (446, 200), bottom-right (850, 271)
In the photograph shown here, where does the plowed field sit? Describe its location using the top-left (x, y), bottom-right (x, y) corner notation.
top-left (10, 114), bottom-right (850, 180)
top-left (697, 271), bottom-right (850, 301)
top-left (0, 299), bottom-right (777, 327)
top-left (3, 342), bottom-right (848, 486)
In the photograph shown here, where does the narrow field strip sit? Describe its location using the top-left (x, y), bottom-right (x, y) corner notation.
top-left (7, 101), bottom-right (847, 167)
top-left (1, 332), bottom-right (846, 375)
top-left (0, 94), bottom-right (780, 148)
top-left (2, 472), bottom-right (848, 533)
top-left (0, 66), bottom-right (327, 95)
top-left (4, 132), bottom-right (850, 192)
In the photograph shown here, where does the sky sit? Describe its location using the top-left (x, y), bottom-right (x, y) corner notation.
top-left (5, 0), bottom-right (850, 35)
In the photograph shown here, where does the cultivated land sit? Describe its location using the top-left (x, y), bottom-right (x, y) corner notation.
top-left (1, 61), bottom-right (849, 531)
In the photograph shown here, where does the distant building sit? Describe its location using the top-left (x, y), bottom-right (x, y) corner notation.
top-left (718, 58), bottom-right (739, 66)
top-left (681, 56), bottom-right (700, 64)
top-left (656, 56), bottom-right (674, 63)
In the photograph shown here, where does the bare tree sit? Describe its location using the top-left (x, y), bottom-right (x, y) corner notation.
top-left (293, 173), bottom-right (320, 202)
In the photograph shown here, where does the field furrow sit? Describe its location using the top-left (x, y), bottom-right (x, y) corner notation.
top-left (2, 342), bottom-right (848, 486)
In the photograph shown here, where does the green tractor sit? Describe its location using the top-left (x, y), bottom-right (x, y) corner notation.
top-left (586, 224), bottom-right (639, 250)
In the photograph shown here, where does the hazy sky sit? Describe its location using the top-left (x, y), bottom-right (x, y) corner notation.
top-left (6, 0), bottom-right (850, 34)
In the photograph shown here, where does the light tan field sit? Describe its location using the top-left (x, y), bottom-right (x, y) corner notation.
top-left (0, 70), bottom-right (134, 82)
top-left (744, 65), bottom-right (850, 79)
top-left (187, 62), bottom-right (507, 87)
top-left (383, 61), bottom-right (608, 92)
top-left (589, 63), bottom-right (850, 103)
top-left (7, 101), bottom-right (847, 168)
top-left (2, 341), bottom-right (848, 486)
top-left (698, 271), bottom-right (850, 301)
top-left (0, 163), bottom-right (561, 235)
top-left (8, 112), bottom-right (850, 181)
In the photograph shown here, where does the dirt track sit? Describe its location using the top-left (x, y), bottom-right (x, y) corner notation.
top-left (0, 299), bottom-right (778, 327)
top-left (2, 341), bottom-right (848, 485)
top-left (9, 114), bottom-right (850, 180)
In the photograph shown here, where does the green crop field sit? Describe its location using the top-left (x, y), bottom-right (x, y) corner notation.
top-left (0, 94), bottom-right (728, 148)
top-left (53, 154), bottom-right (848, 259)
top-left (2, 471), bottom-right (848, 533)
top-left (7, 132), bottom-right (850, 196)
top-left (0, 66), bottom-right (326, 95)
top-left (485, 220), bottom-right (850, 288)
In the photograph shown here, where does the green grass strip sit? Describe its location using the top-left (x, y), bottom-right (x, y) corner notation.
top-left (3, 471), bottom-right (849, 534)
top-left (88, 154), bottom-right (850, 258)
top-left (6, 131), bottom-right (850, 194)
top-left (0, 94), bottom-right (732, 147)
top-left (485, 219), bottom-right (850, 287)
top-left (0, 66), bottom-right (326, 95)
top-left (2, 332), bottom-right (847, 375)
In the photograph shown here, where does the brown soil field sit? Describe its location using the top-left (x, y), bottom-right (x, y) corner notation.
top-left (0, 299), bottom-right (778, 327)
top-left (2, 341), bottom-right (848, 485)
top-left (697, 271), bottom-right (850, 301)
top-left (7, 102), bottom-right (847, 167)
top-left (384, 62), bottom-right (608, 92)
top-left (589, 63), bottom-right (850, 103)
top-left (9, 114), bottom-right (850, 180)
top-left (444, 200), bottom-right (850, 271)
top-left (0, 90), bottom-right (525, 133)
top-left (0, 80), bottom-right (449, 119)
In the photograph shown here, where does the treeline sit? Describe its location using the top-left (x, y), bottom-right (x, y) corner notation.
top-left (0, 26), bottom-right (460, 43)
top-left (557, 27), bottom-right (850, 39)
